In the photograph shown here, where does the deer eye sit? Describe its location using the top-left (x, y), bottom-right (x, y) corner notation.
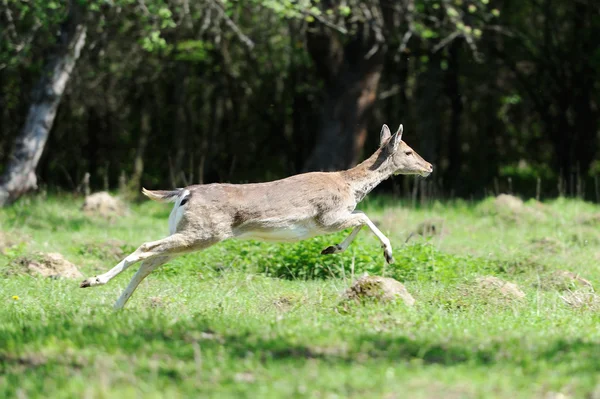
top-left (405, 151), bottom-right (413, 156)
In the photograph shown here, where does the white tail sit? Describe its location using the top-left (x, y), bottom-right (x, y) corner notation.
top-left (81, 123), bottom-right (433, 309)
top-left (141, 188), bottom-right (183, 203)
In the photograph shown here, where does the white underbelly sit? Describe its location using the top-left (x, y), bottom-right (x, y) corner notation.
top-left (234, 222), bottom-right (322, 243)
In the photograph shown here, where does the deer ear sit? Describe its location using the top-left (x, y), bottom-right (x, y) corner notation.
top-left (379, 124), bottom-right (392, 147)
top-left (390, 124), bottom-right (403, 151)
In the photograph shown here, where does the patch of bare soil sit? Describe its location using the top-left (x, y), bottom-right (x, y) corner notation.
top-left (272, 296), bottom-right (294, 312)
top-left (342, 275), bottom-right (415, 306)
top-left (81, 192), bottom-right (127, 218)
top-left (148, 296), bottom-right (164, 308)
top-left (475, 276), bottom-right (525, 300)
top-left (13, 252), bottom-right (83, 279)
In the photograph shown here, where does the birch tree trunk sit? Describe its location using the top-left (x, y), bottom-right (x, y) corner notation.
top-left (0, 4), bottom-right (86, 206)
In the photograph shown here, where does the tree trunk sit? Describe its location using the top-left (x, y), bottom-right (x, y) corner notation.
top-left (415, 51), bottom-right (444, 168)
top-left (0, 3), bottom-right (86, 206)
top-left (303, 24), bottom-right (386, 172)
top-left (444, 42), bottom-right (463, 192)
top-left (127, 102), bottom-right (151, 196)
top-left (169, 64), bottom-right (189, 187)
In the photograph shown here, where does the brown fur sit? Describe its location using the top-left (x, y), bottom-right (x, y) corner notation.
top-left (81, 124), bottom-right (433, 309)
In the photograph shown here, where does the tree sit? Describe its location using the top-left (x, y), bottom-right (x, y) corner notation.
top-left (0, 0), bottom-right (86, 205)
top-left (301, 1), bottom-right (388, 171)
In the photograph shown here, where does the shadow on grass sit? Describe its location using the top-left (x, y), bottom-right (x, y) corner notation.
top-left (3, 313), bottom-right (600, 375)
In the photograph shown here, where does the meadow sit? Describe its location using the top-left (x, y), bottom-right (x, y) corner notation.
top-left (1, 194), bottom-right (599, 398)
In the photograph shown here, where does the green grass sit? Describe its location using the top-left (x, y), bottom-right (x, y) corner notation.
top-left (1, 194), bottom-right (600, 398)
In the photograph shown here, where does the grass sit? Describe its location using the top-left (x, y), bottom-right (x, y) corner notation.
top-left (1, 194), bottom-right (600, 398)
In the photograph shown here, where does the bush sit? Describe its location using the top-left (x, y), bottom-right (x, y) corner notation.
top-left (253, 239), bottom-right (505, 283)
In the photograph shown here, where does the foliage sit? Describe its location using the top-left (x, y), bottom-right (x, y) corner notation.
top-left (0, 0), bottom-right (599, 199)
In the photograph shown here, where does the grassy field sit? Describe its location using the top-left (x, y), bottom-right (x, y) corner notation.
top-left (1, 194), bottom-right (600, 398)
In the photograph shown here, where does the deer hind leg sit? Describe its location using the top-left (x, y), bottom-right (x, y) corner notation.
top-left (79, 233), bottom-right (200, 289)
top-left (113, 255), bottom-right (172, 310)
top-left (111, 234), bottom-right (221, 309)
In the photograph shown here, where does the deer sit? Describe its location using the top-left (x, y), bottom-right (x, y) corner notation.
top-left (80, 124), bottom-right (433, 309)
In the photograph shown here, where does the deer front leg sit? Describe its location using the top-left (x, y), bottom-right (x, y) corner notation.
top-left (323, 211), bottom-right (394, 264)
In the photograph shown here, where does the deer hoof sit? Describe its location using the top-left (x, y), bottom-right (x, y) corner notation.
top-left (384, 250), bottom-right (395, 264)
top-left (321, 245), bottom-right (341, 255)
top-left (80, 276), bottom-right (101, 288)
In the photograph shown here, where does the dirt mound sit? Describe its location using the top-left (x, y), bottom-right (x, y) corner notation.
top-left (81, 192), bottom-right (127, 218)
top-left (544, 270), bottom-right (594, 291)
top-left (15, 253), bottom-right (83, 279)
top-left (479, 194), bottom-right (547, 222)
top-left (494, 194), bottom-right (524, 213)
top-left (575, 213), bottom-right (600, 226)
top-left (342, 275), bottom-right (415, 306)
top-left (476, 276), bottom-right (525, 300)
top-left (415, 218), bottom-right (448, 238)
top-left (560, 289), bottom-right (600, 311)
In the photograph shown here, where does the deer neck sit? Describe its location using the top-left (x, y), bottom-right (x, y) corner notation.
top-left (343, 148), bottom-right (395, 203)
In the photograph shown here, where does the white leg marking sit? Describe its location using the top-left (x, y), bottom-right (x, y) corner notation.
top-left (80, 235), bottom-right (188, 288)
top-left (323, 211), bottom-right (394, 263)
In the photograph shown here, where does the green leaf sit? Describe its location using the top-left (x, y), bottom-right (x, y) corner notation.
top-left (446, 6), bottom-right (459, 18)
top-left (338, 5), bottom-right (351, 16)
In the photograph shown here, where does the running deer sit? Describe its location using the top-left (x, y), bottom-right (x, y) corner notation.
top-left (80, 124), bottom-right (433, 309)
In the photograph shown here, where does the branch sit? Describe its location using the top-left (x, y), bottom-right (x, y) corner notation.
top-left (484, 25), bottom-right (516, 37)
top-left (463, 32), bottom-right (483, 62)
top-left (378, 84), bottom-right (403, 100)
top-left (432, 31), bottom-right (461, 53)
top-left (213, 0), bottom-right (255, 50)
top-left (2, 0), bottom-right (17, 40)
top-left (398, 30), bottom-right (413, 54)
top-left (303, 10), bottom-right (348, 35)
top-left (137, 0), bottom-right (150, 15)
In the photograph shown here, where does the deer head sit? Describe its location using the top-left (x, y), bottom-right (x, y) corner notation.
top-left (379, 124), bottom-right (433, 177)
